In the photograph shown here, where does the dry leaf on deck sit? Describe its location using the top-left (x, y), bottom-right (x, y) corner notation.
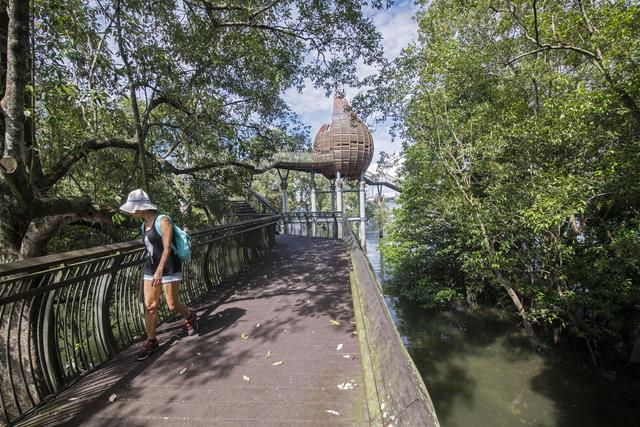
top-left (108, 394), bottom-right (117, 402)
top-left (272, 360), bottom-right (284, 366)
top-left (330, 320), bottom-right (341, 326)
top-left (243, 375), bottom-right (250, 381)
top-left (265, 350), bottom-right (272, 359)
top-left (179, 367), bottom-right (187, 374)
top-left (336, 344), bottom-right (343, 351)
top-left (326, 409), bottom-right (340, 415)
top-left (241, 333), bottom-right (250, 340)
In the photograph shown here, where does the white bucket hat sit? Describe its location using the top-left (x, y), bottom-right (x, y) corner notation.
top-left (119, 189), bottom-right (158, 213)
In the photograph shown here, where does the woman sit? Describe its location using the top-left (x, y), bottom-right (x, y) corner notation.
top-left (120, 189), bottom-right (199, 361)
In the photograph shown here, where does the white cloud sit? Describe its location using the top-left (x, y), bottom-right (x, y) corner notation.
top-left (372, 1), bottom-right (419, 60)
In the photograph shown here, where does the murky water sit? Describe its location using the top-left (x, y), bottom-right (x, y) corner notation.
top-left (364, 229), bottom-right (640, 427)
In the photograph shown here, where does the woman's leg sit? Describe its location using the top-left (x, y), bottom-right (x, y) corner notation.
top-left (143, 280), bottom-right (163, 339)
top-left (163, 281), bottom-right (190, 318)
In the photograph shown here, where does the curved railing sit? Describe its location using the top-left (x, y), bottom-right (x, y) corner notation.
top-left (0, 216), bottom-right (279, 426)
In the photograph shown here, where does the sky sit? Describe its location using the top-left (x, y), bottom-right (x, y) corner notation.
top-left (282, 0), bottom-right (419, 176)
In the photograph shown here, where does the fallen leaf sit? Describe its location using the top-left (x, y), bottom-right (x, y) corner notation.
top-left (337, 381), bottom-right (354, 390)
top-left (68, 397), bottom-right (78, 401)
top-left (243, 375), bottom-right (250, 381)
top-left (265, 350), bottom-right (272, 359)
top-left (255, 322), bottom-right (261, 328)
top-left (196, 352), bottom-right (201, 356)
top-left (179, 367), bottom-right (187, 374)
top-left (330, 320), bottom-right (341, 326)
top-left (342, 354), bottom-right (351, 359)
top-left (336, 344), bottom-right (343, 351)
top-left (326, 409), bottom-right (340, 416)
top-left (241, 333), bottom-right (250, 340)
top-left (272, 360), bottom-right (284, 366)
top-left (108, 394), bottom-right (117, 402)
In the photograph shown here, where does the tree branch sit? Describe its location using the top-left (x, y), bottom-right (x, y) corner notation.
top-left (40, 137), bottom-right (136, 190)
top-left (115, 0), bottom-right (149, 191)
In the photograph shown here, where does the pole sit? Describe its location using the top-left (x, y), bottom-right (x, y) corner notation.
top-left (310, 172), bottom-right (317, 236)
top-left (359, 178), bottom-right (366, 244)
top-left (336, 171), bottom-right (343, 237)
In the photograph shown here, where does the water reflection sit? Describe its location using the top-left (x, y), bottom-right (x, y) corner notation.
top-left (365, 230), bottom-right (640, 427)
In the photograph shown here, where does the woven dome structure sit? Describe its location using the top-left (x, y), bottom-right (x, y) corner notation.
top-left (313, 93), bottom-right (374, 180)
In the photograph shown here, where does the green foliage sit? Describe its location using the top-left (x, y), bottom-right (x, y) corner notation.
top-left (3, 0), bottom-right (386, 256)
top-left (378, 0), bottom-right (640, 357)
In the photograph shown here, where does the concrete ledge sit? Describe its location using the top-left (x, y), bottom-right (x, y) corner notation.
top-left (344, 224), bottom-right (440, 427)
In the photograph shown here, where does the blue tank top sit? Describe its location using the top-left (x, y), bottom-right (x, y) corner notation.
top-left (143, 217), bottom-right (182, 276)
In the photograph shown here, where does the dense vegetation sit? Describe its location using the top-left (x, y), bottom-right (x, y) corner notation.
top-left (376, 0), bottom-right (640, 364)
top-left (0, 0), bottom-right (385, 261)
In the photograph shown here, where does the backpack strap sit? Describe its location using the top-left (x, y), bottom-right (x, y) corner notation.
top-left (154, 214), bottom-right (171, 236)
top-left (154, 214), bottom-right (177, 252)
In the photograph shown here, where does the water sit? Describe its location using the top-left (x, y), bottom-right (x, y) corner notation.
top-left (364, 229), bottom-right (640, 427)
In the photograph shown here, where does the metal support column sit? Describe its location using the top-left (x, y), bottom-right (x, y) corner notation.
top-left (336, 171), bottom-right (343, 237)
top-left (359, 178), bottom-right (366, 244)
top-left (329, 179), bottom-right (336, 212)
top-left (310, 172), bottom-right (317, 237)
top-left (277, 169), bottom-right (289, 213)
top-left (277, 169), bottom-right (289, 234)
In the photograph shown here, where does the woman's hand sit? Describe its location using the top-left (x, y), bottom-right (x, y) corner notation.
top-left (152, 270), bottom-right (163, 287)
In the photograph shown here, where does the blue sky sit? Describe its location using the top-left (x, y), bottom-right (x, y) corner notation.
top-left (283, 1), bottom-right (419, 175)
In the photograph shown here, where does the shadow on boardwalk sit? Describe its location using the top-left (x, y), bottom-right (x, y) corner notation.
top-left (17, 235), bottom-right (367, 427)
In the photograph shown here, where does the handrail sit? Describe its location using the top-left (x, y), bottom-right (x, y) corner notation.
top-left (0, 216), bottom-right (279, 427)
top-left (0, 217), bottom-right (276, 276)
top-left (247, 189), bottom-right (280, 215)
top-left (342, 218), bottom-right (439, 426)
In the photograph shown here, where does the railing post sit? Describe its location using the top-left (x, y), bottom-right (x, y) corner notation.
top-left (96, 255), bottom-right (123, 359)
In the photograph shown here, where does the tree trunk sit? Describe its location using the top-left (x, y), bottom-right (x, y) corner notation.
top-left (0, 181), bottom-right (27, 262)
top-left (476, 215), bottom-right (544, 351)
top-left (20, 215), bottom-right (65, 258)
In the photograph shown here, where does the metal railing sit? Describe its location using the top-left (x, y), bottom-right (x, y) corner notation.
top-left (280, 212), bottom-right (342, 239)
top-left (0, 216), bottom-right (279, 426)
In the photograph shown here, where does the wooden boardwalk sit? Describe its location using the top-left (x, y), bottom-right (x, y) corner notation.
top-left (18, 235), bottom-right (368, 426)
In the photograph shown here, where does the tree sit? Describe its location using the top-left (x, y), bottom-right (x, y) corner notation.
top-left (377, 0), bottom-right (640, 361)
top-left (0, 0), bottom-right (386, 261)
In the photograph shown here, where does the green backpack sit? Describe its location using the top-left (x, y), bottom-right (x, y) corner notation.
top-left (141, 214), bottom-right (192, 262)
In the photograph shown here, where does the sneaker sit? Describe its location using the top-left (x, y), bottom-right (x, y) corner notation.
top-left (135, 338), bottom-right (159, 361)
top-left (185, 311), bottom-right (199, 336)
